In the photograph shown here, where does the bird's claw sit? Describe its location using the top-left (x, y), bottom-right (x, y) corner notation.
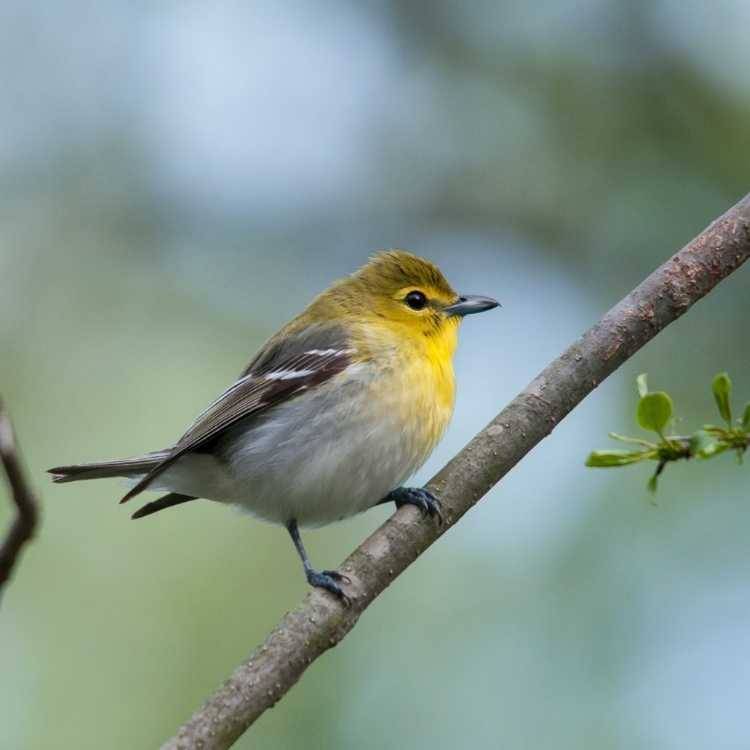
top-left (391, 487), bottom-right (443, 525)
top-left (306, 569), bottom-right (352, 605)
top-left (321, 569), bottom-right (351, 584)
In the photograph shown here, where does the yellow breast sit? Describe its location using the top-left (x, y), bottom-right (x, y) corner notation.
top-left (400, 349), bottom-right (455, 459)
top-left (360, 318), bottom-right (458, 467)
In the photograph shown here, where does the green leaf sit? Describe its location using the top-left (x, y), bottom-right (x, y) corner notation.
top-left (689, 430), bottom-right (728, 459)
top-left (608, 432), bottom-right (657, 448)
top-left (742, 403), bottom-right (750, 431)
top-left (647, 473), bottom-right (659, 493)
top-left (712, 372), bottom-right (732, 424)
top-left (586, 450), bottom-right (652, 467)
top-left (637, 392), bottom-right (673, 434)
top-left (636, 373), bottom-right (649, 398)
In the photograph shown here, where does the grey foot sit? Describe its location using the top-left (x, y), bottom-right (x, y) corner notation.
top-left (386, 487), bottom-right (443, 525)
top-left (306, 568), bottom-right (352, 605)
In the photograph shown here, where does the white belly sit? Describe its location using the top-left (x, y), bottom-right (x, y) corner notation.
top-left (153, 364), bottom-right (445, 527)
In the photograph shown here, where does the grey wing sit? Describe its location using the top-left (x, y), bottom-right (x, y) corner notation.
top-left (238, 320), bottom-right (352, 377)
top-left (120, 324), bottom-right (354, 503)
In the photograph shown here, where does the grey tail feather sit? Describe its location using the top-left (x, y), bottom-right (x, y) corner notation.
top-left (48, 450), bottom-right (170, 483)
top-left (131, 493), bottom-right (197, 519)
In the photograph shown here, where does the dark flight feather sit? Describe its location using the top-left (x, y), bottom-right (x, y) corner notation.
top-left (50, 450), bottom-right (169, 483)
top-left (131, 493), bottom-right (197, 519)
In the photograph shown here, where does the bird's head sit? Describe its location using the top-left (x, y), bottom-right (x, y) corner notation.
top-left (313, 250), bottom-right (499, 355)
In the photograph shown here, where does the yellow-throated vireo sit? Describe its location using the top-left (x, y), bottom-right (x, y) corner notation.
top-left (50, 251), bottom-right (498, 601)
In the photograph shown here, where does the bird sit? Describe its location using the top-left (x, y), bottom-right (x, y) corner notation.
top-left (49, 250), bottom-right (499, 602)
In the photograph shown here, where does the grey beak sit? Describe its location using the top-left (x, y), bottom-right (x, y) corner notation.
top-left (444, 294), bottom-right (500, 317)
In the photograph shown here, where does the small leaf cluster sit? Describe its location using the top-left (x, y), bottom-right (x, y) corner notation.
top-left (586, 373), bottom-right (750, 492)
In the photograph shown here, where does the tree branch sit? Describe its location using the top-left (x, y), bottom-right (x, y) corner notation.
top-left (0, 399), bottom-right (40, 598)
top-left (163, 193), bottom-right (750, 750)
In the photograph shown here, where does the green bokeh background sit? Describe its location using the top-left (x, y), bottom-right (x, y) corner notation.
top-left (2, 2), bottom-right (750, 748)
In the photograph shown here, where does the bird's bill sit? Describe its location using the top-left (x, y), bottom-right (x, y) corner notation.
top-left (443, 295), bottom-right (500, 317)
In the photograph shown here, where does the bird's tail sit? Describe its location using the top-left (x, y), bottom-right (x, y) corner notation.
top-left (48, 450), bottom-right (170, 484)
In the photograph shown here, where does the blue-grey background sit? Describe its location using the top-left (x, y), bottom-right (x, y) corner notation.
top-left (2, 2), bottom-right (749, 748)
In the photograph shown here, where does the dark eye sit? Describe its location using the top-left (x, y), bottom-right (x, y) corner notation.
top-left (405, 290), bottom-right (428, 310)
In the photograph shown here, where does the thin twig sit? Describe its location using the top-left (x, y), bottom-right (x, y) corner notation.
top-left (163, 193), bottom-right (750, 750)
top-left (0, 399), bottom-right (40, 596)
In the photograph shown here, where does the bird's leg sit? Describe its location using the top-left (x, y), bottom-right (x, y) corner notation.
top-left (377, 486), bottom-right (443, 524)
top-left (286, 520), bottom-right (351, 604)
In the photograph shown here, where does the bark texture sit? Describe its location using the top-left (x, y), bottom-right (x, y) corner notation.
top-left (163, 193), bottom-right (750, 750)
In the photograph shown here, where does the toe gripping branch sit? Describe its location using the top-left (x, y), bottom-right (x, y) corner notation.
top-left (287, 519), bottom-right (352, 605)
top-left (383, 486), bottom-right (443, 525)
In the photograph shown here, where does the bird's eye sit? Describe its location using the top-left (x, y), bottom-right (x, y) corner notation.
top-left (405, 290), bottom-right (428, 310)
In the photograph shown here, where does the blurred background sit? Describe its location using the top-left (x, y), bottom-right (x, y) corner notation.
top-left (1, 2), bottom-right (749, 748)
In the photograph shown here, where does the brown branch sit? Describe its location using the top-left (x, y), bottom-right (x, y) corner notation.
top-left (0, 399), bottom-right (40, 596)
top-left (163, 193), bottom-right (750, 750)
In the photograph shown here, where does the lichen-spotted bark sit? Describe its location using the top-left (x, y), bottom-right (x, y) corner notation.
top-left (163, 193), bottom-right (750, 750)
